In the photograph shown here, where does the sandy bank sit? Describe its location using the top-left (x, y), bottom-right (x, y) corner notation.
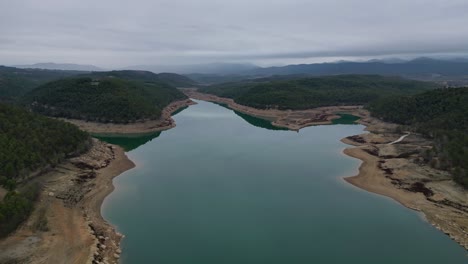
top-left (0, 139), bottom-right (135, 264)
top-left (342, 116), bottom-right (468, 250)
top-left (183, 89), bottom-right (365, 130)
top-left (61, 99), bottom-right (196, 134)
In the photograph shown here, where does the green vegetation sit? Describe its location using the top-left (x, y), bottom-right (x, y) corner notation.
top-left (0, 184), bottom-right (40, 237)
top-left (0, 103), bottom-right (90, 180)
top-left (0, 66), bottom-right (81, 102)
top-left (157, 73), bottom-right (197, 87)
top-left (81, 70), bottom-right (196, 88)
top-left (368, 87), bottom-right (468, 188)
top-left (0, 103), bottom-right (90, 236)
top-left (24, 74), bottom-right (187, 123)
top-left (332, 114), bottom-right (361, 125)
top-left (200, 75), bottom-right (439, 110)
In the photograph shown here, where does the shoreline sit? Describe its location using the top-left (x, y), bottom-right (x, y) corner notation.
top-left (60, 99), bottom-right (197, 134)
top-left (0, 139), bottom-right (136, 264)
top-left (182, 89), bottom-right (366, 130)
top-left (0, 98), bottom-right (198, 263)
top-left (340, 117), bottom-right (468, 250)
top-left (2, 94), bottom-right (466, 263)
top-left (185, 91), bottom-right (468, 250)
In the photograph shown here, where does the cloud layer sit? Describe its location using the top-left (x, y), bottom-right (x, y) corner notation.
top-left (1, 0), bottom-right (468, 67)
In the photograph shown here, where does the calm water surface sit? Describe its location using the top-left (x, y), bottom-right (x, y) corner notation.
top-left (102, 100), bottom-right (467, 264)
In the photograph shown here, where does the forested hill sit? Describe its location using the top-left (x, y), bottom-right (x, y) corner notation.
top-left (157, 73), bottom-right (197, 87)
top-left (199, 75), bottom-right (440, 110)
top-left (80, 70), bottom-right (197, 87)
top-left (0, 66), bottom-right (83, 101)
top-left (0, 67), bottom-right (196, 102)
top-left (24, 76), bottom-right (187, 123)
top-left (368, 87), bottom-right (468, 188)
top-left (0, 103), bottom-right (90, 236)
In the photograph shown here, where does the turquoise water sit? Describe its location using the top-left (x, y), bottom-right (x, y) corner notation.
top-left (102, 100), bottom-right (467, 263)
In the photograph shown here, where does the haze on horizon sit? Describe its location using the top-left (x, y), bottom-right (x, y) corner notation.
top-left (1, 0), bottom-right (468, 68)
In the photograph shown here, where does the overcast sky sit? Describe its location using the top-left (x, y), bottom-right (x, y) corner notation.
top-left (1, 0), bottom-right (468, 68)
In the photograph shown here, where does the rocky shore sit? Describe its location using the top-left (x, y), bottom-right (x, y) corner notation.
top-left (342, 116), bottom-right (468, 250)
top-left (0, 139), bottom-right (135, 264)
top-left (0, 98), bottom-right (198, 264)
top-left (182, 89), bottom-right (364, 130)
top-left (60, 99), bottom-right (196, 134)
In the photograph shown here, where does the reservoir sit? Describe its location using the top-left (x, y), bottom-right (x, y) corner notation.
top-left (101, 100), bottom-right (467, 263)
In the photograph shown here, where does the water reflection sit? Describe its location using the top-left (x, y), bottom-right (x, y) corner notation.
top-left (94, 105), bottom-right (190, 151)
top-left (94, 131), bottom-right (162, 152)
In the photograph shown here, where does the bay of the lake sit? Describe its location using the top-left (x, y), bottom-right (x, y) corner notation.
top-left (101, 100), bottom-right (467, 264)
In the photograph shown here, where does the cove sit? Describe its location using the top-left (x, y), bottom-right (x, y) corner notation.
top-left (102, 100), bottom-right (467, 264)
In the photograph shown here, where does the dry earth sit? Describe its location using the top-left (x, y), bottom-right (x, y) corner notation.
top-left (60, 99), bottom-right (196, 134)
top-left (0, 139), bottom-right (135, 264)
top-left (183, 89), bottom-right (365, 130)
top-left (343, 116), bottom-right (468, 250)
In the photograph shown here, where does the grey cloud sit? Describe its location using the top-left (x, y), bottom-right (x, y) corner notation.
top-left (1, 0), bottom-right (468, 67)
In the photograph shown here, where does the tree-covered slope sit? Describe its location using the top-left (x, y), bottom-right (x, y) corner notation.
top-left (0, 66), bottom-right (82, 101)
top-left (0, 103), bottom-right (90, 181)
top-left (0, 103), bottom-right (90, 236)
top-left (23, 75), bottom-right (187, 123)
top-left (199, 75), bottom-right (440, 110)
top-left (157, 72), bottom-right (197, 87)
top-left (368, 87), bottom-right (468, 188)
top-left (81, 70), bottom-right (196, 87)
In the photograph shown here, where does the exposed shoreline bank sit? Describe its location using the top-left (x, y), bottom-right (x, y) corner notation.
top-left (0, 98), bottom-right (198, 263)
top-left (0, 140), bottom-right (135, 264)
top-left (2, 93), bottom-right (466, 264)
top-left (341, 117), bottom-right (468, 250)
top-left (60, 99), bottom-right (197, 134)
top-left (182, 89), bottom-right (365, 130)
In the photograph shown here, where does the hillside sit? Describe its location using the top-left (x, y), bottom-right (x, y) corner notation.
top-left (0, 103), bottom-right (90, 236)
top-left (199, 75), bottom-right (440, 110)
top-left (368, 87), bottom-right (468, 188)
top-left (81, 70), bottom-right (196, 87)
top-left (24, 76), bottom-right (187, 123)
top-left (0, 66), bottom-right (83, 101)
top-left (157, 72), bottom-right (197, 87)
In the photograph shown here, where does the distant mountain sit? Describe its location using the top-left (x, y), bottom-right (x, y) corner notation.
top-left (242, 58), bottom-right (468, 77)
top-left (125, 63), bottom-right (260, 75)
top-left (14, 62), bottom-right (104, 71)
top-left (79, 70), bottom-right (197, 87)
top-left (0, 66), bottom-right (83, 101)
